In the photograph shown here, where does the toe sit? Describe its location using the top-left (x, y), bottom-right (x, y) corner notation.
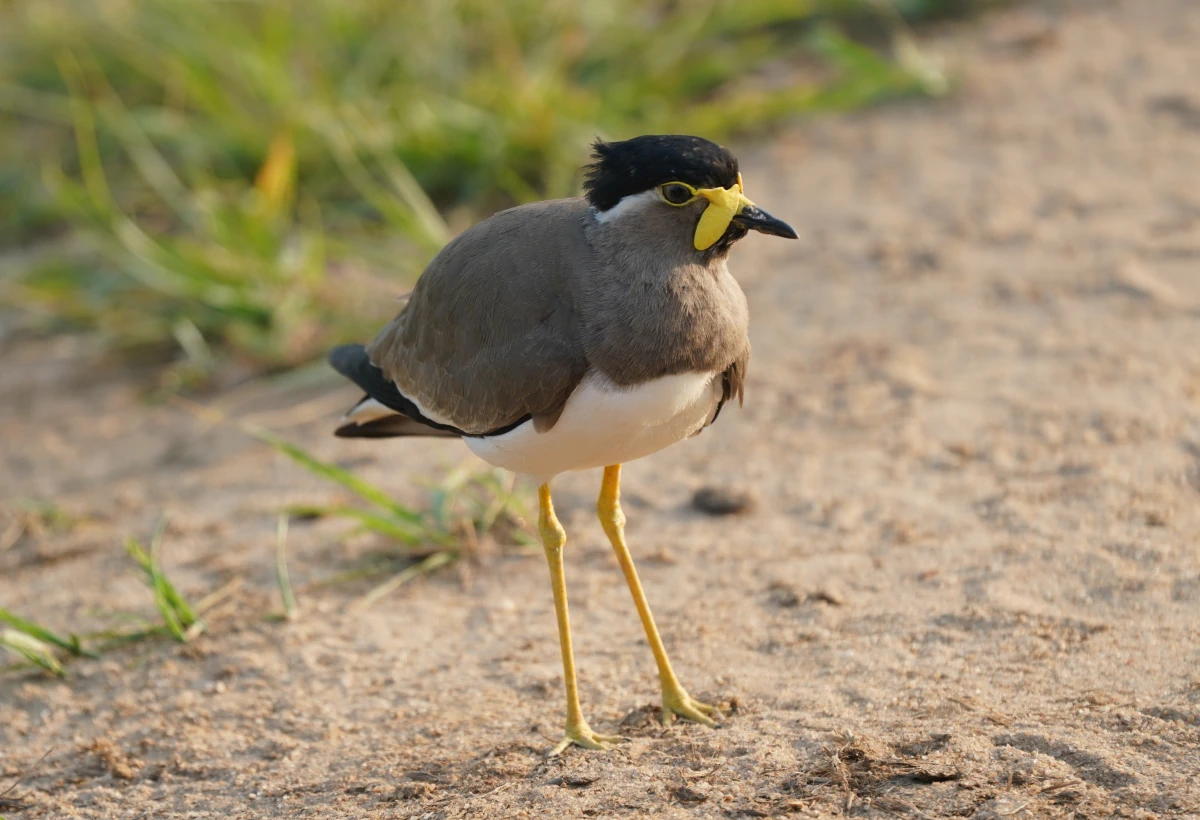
top-left (575, 735), bottom-right (615, 752)
top-left (677, 702), bottom-right (720, 728)
top-left (548, 726), bottom-right (626, 755)
top-left (593, 732), bottom-right (627, 744)
top-left (662, 690), bottom-right (725, 728)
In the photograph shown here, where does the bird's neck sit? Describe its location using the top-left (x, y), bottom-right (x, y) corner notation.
top-left (577, 217), bottom-right (750, 387)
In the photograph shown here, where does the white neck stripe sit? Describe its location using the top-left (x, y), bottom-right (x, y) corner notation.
top-left (592, 189), bottom-right (659, 224)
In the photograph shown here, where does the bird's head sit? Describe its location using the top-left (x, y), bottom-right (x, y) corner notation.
top-left (583, 134), bottom-right (797, 258)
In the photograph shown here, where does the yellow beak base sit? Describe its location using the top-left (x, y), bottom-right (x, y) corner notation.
top-left (694, 184), bottom-right (756, 251)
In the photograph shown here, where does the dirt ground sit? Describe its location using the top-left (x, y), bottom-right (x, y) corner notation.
top-left (3, 0), bottom-right (1200, 817)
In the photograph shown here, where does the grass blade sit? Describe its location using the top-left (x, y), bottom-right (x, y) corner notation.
top-left (248, 425), bottom-right (427, 527)
top-left (0, 630), bottom-right (65, 677)
top-left (284, 504), bottom-right (430, 545)
top-left (126, 534), bottom-right (185, 640)
top-left (0, 608), bottom-right (96, 658)
top-left (148, 526), bottom-right (200, 630)
top-left (274, 515), bottom-right (298, 620)
top-left (170, 396), bottom-right (452, 549)
top-left (125, 528), bottom-right (205, 643)
top-left (352, 551), bottom-right (456, 613)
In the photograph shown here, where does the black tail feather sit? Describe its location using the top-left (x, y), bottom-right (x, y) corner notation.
top-left (328, 343), bottom-right (468, 438)
top-left (335, 414), bottom-right (460, 439)
top-left (328, 343), bottom-right (533, 439)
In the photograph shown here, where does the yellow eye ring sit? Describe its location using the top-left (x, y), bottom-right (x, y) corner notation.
top-left (659, 182), bottom-right (698, 206)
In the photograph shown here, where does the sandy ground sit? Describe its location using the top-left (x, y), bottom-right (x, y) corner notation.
top-left (3, 0), bottom-right (1200, 817)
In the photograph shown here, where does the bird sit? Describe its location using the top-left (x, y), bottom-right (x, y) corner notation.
top-left (329, 134), bottom-right (797, 754)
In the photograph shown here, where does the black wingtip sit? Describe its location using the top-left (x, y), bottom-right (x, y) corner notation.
top-left (334, 419), bottom-right (398, 439)
top-left (334, 416), bottom-right (462, 439)
top-left (326, 343), bottom-right (474, 437)
top-left (328, 343), bottom-right (368, 378)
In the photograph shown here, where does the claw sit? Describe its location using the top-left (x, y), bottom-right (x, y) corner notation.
top-left (548, 722), bottom-right (627, 756)
top-left (661, 686), bottom-right (724, 728)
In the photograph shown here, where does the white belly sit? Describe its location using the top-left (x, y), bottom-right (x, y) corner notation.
top-left (465, 370), bottom-right (722, 484)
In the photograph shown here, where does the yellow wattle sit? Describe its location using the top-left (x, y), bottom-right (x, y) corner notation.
top-left (693, 185), bottom-right (754, 251)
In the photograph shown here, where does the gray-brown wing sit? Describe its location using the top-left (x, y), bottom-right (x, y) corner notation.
top-left (367, 198), bottom-right (594, 435)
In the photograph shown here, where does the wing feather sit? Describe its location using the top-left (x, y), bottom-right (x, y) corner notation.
top-left (367, 199), bottom-right (593, 435)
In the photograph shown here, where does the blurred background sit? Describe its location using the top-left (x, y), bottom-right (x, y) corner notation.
top-left (1, 0), bottom-right (973, 385)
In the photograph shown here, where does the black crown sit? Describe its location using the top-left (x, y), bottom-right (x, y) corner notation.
top-left (583, 135), bottom-right (740, 212)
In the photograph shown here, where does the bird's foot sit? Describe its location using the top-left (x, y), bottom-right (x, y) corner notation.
top-left (661, 684), bottom-right (724, 728)
top-left (548, 721), bottom-right (626, 756)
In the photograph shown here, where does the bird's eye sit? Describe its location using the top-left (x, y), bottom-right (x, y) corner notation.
top-left (660, 183), bottom-right (694, 205)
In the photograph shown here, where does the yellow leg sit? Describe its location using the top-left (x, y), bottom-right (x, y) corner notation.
top-left (538, 484), bottom-right (625, 755)
top-left (598, 465), bottom-right (723, 728)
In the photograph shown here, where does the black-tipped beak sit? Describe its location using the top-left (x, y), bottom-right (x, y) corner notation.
top-left (732, 205), bottom-right (798, 239)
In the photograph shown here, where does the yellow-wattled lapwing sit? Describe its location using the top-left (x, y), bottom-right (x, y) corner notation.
top-left (330, 134), bottom-right (796, 754)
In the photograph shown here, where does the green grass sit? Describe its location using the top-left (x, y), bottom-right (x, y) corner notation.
top-left (125, 522), bottom-right (205, 643)
top-left (0, 607), bottom-right (95, 659)
top-left (0, 0), bottom-right (969, 373)
top-left (273, 514), bottom-right (298, 620)
top-left (253, 423), bottom-right (532, 609)
top-left (1, 428), bottom-right (531, 676)
top-left (0, 629), bottom-right (65, 677)
top-left (0, 522), bottom-right (207, 675)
